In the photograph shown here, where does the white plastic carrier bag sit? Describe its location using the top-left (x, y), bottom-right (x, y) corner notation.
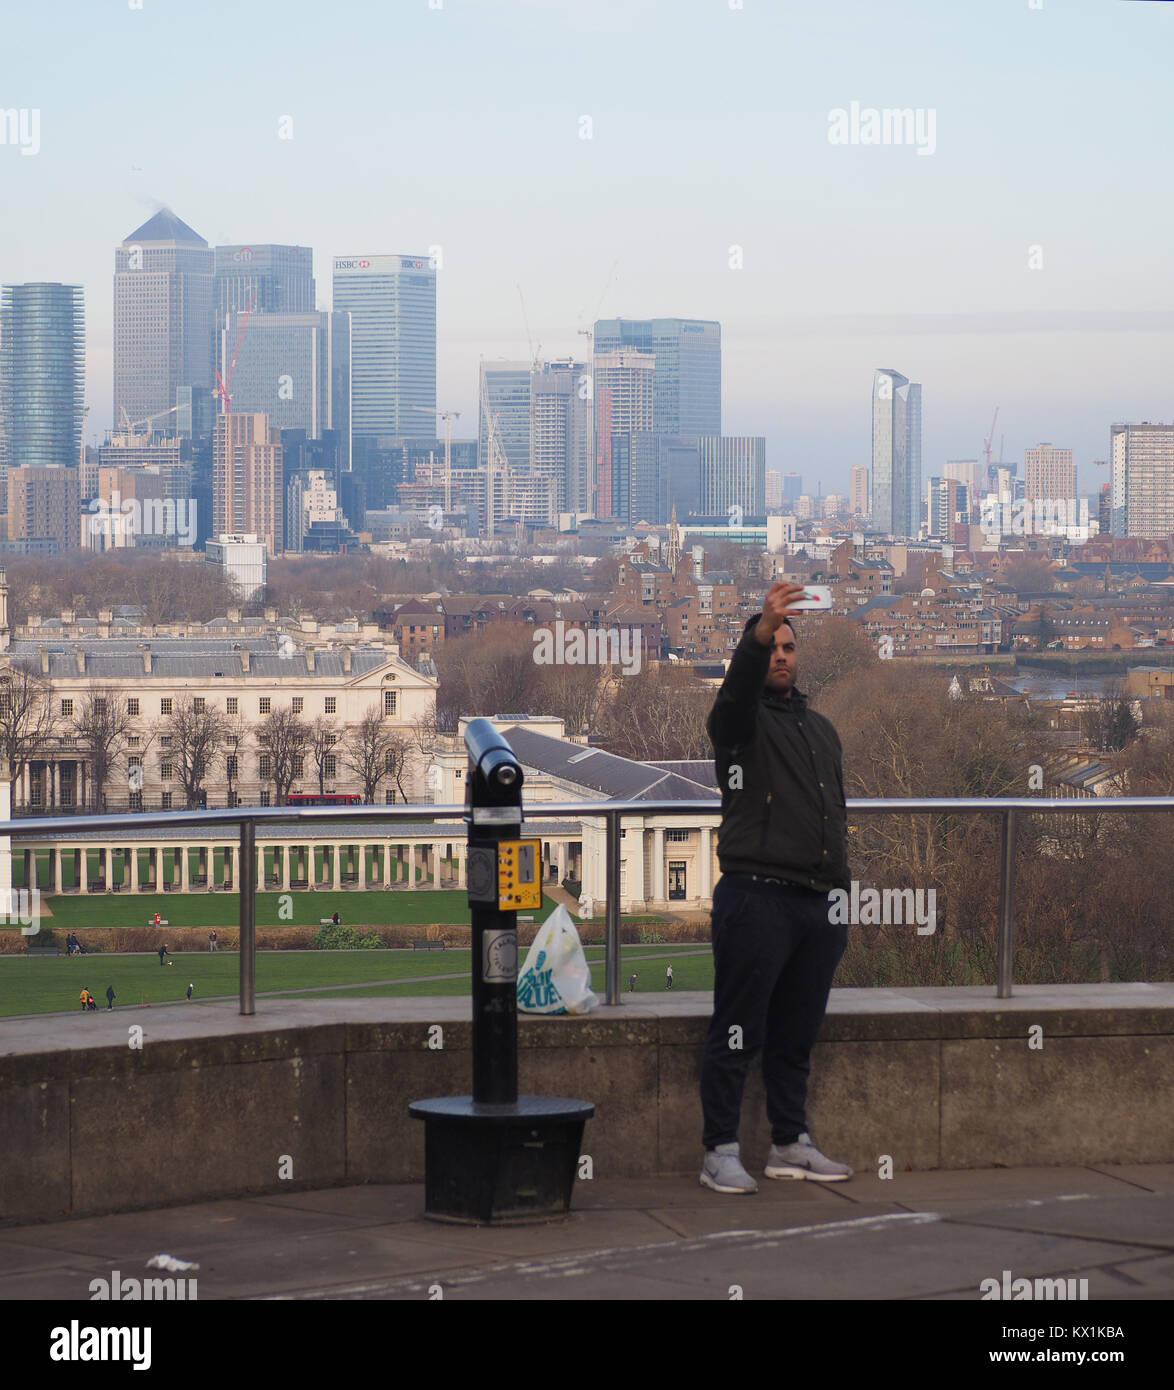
top-left (516, 904), bottom-right (600, 1015)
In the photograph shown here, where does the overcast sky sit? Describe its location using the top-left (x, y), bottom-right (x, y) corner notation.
top-left (3, 0), bottom-right (1172, 498)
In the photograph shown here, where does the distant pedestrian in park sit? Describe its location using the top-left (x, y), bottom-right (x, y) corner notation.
top-left (628, 972), bottom-right (638, 993)
top-left (157, 944), bottom-right (169, 966)
top-left (209, 930), bottom-right (217, 952)
top-left (666, 964), bottom-right (674, 990)
top-left (79, 988), bottom-right (90, 1011)
top-left (186, 982), bottom-right (194, 1001)
top-left (152, 911), bottom-right (161, 926)
top-left (332, 911), bottom-right (340, 925)
top-left (105, 985), bottom-right (115, 1011)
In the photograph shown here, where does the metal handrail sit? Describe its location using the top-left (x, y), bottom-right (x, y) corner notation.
top-left (1, 794), bottom-right (1170, 1011)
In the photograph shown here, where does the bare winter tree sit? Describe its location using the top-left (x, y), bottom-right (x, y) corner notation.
top-left (163, 697), bottom-right (232, 809)
top-left (535, 658), bottom-right (606, 737)
top-left (255, 706), bottom-right (311, 805)
top-left (0, 659), bottom-right (58, 810)
top-left (596, 664), bottom-right (712, 761)
top-left (406, 708), bottom-right (439, 798)
top-left (70, 686), bottom-right (136, 811)
top-left (218, 713), bottom-right (250, 808)
top-left (308, 716), bottom-right (340, 795)
top-left (342, 706), bottom-right (403, 803)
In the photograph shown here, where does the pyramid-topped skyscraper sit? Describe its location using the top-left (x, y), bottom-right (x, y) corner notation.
top-left (113, 208), bottom-right (213, 431)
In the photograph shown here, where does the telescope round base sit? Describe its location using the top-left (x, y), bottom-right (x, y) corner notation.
top-left (409, 1095), bottom-right (595, 1225)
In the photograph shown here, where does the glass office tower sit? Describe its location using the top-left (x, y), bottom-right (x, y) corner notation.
top-left (593, 317), bottom-right (721, 436)
top-left (113, 209), bottom-right (214, 429)
top-left (332, 254), bottom-right (436, 438)
top-left (0, 282), bottom-right (85, 506)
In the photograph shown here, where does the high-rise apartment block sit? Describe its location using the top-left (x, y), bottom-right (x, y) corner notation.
top-left (332, 254), bottom-right (435, 437)
top-left (699, 436), bottom-right (765, 518)
top-left (84, 465), bottom-right (168, 551)
top-left (4, 465), bottom-right (80, 554)
top-left (1110, 423), bottom-right (1174, 538)
top-left (849, 464), bottom-right (869, 517)
top-left (871, 368), bottom-right (922, 537)
top-left (114, 210), bottom-right (214, 430)
top-left (0, 283), bottom-right (84, 508)
top-left (593, 351), bottom-right (655, 519)
top-left (529, 359), bottom-right (591, 514)
top-left (593, 318), bottom-right (720, 436)
top-left (943, 459), bottom-right (983, 498)
top-left (1024, 443), bottom-right (1076, 503)
top-left (212, 413), bottom-right (282, 555)
top-left (927, 476), bottom-right (968, 540)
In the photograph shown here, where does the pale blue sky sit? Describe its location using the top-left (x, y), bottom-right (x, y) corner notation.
top-left (2, 0), bottom-right (1172, 498)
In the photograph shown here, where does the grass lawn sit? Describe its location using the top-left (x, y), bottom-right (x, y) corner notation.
top-left (0, 945), bottom-right (715, 1017)
top-left (25, 890), bottom-right (560, 930)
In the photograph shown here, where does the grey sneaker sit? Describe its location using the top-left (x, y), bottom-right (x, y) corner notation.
top-left (700, 1142), bottom-right (759, 1194)
top-left (764, 1132), bottom-right (853, 1182)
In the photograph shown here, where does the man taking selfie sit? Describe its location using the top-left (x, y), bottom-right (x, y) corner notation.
top-left (700, 581), bottom-right (853, 1193)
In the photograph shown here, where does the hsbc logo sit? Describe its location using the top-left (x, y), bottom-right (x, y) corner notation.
top-left (334, 258), bottom-right (372, 270)
top-left (400, 258), bottom-right (426, 270)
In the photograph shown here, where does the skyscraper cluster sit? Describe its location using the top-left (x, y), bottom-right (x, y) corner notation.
top-left (476, 317), bottom-right (765, 530)
top-left (7, 203), bottom-right (1172, 557)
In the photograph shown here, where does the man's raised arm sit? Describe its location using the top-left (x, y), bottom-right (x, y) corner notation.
top-left (707, 582), bottom-right (806, 748)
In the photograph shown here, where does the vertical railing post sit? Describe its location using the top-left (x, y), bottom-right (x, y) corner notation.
top-left (606, 811), bottom-right (621, 1005)
top-left (996, 806), bottom-right (1018, 999)
top-left (239, 817), bottom-right (256, 1016)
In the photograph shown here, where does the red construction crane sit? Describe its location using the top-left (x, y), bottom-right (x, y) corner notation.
top-left (213, 291), bottom-right (256, 416)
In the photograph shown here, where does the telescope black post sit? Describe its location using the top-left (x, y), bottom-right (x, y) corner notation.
top-left (466, 721), bottom-right (521, 1104)
top-left (409, 719), bottom-right (594, 1224)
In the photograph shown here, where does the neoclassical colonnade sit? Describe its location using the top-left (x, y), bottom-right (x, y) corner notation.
top-left (10, 817), bottom-right (723, 909)
top-left (14, 826), bottom-right (583, 897)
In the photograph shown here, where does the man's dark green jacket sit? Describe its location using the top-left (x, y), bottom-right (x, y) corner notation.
top-left (707, 615), bottom-right (851, 893)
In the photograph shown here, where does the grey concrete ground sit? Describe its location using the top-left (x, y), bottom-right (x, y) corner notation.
top-left (2, 1163), bottom-right (1172, 1301)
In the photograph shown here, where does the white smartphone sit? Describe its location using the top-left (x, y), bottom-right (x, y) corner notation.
top-left (789, 585), bottom-right (833, 611)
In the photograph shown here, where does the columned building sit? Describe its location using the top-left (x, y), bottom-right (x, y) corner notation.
top-left (0, 583), bottom-right (437, 815)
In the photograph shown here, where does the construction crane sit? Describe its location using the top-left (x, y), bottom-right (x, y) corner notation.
top-left (409, 405), bottom-right (461, 514)
top-left (117, 403), bottom-right (180, 438)
top-left (516, 284), bottom-right (542, 371)
top-left (479, 375), bottom-right (510, 541)
top-left (573, 262), bottom-right (619, 519)
top-left (213, 290), bottom-right (256, 416)
top-left (983, 407), bottom-right (1000, 490)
